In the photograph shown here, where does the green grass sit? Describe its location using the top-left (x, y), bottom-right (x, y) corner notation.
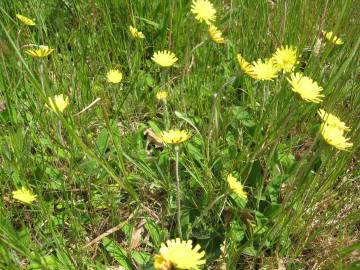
top-left (0, 0), bottom-right (359, 269)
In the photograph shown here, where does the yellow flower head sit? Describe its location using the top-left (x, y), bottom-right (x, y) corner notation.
top-left (287, 73), bottom-right (324, 103)
top-left (318, 109), bottom-right (350, 131)
top-left (160, 129), bottom-right (190, 144)
top-left (237, 54), bottom-right (256, 78)
top-left (322, 31), bottom-right (344, 45)
top-left (25, 45), bottom-right (54, 58)
top-left (154, 238), bottom-right (206, 270)
top-left (156, 91), bottom-right (168, 101)
top-left (208, 25), bottom-right (225, 44)
top-left (107, 69), bottom-right (123, 83)
top-left (320, 123), bottom-right (352, 151)
top-left (12, 187), bottom-right (37, 204)
top-left (226, 174), bottom-right (247, 199)
top-left (129, 26), bottom-right (145, 39)
top-left (251, 58), bottom-right (278, 80)
top-left (16, 14), bottom-right (35, 26)
top-left (271, 45), bottom-right (298, 72)
top-left (45, 94), bottom-right (69, 113)
top-left (191, 0), bottom-right (216, 25)
top-left (152, 50), bottom-right (178, 67)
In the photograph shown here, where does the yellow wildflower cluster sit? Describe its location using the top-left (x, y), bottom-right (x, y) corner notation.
top-left (318, 110), bottom-right (352, 151)
top-left (25, 45), bottom-right (54, 58)
top-left (129, 25), bottom-right (145, 39)
top-left (106, 69), bottom-right (123, 84)
top-left (208, 25), bottom-right (225, 44)
top-left (16, 15), bottom-right (70, 113)
top-left (287, 73), bottom-right (324, 103)
top-left (272, 45), bottom-right (298, 72)
top-left (237, 54), bottom-right (257, 79)
top-left (152, 50), bottom-right (178, 67)
top-left (154, 238), bottom-right (205, 270)
top-left (237, 45), bottom-right (298, 81)
top-left (16, 14), bottom-right (36, 26)
top-left (190, 0), bottom-right (225, 44)
top-left (156, 91), bottom-right (168, 101)
top-left (237, 46), bottom-right (328, 104)
top-left (160, 129), bottom-right (190, 145)
top-left (226, 174), bottom-right (247, 200)
top-left (45, 94), bottom-right (69, 113)
top-left (14, 3), bottom-right (353, 268)
top-left (12, 187), bottom-right (37, 204)
top-left (251, 58), bottom-right (279, 81)
top-left (191, 0), bottom-right (216, 25)
top-left (234, 30), bottom-right (351, 153)
top-left (322, 30), bottom-right (344, 45)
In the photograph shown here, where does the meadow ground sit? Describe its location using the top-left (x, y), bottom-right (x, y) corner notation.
top-left (0, 0), bottom-right (359, 269)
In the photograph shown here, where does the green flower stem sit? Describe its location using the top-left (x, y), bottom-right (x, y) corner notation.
top-left (164, 100), bottom-right (170, 130)
top-left (112, 86), bottom-right (118, 109)
top-left (16, 27), bottom-right (22, 48)
top-left (58, 120), bottom-right (64, 145)
top-left (39, 61), bottom-right (45, 94)
top-left (175, 145), bottom-right (182, 238)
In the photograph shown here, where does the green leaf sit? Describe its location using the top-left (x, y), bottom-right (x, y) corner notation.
top-left (55, 250), bottom-right (75, 269)
top-left (29, 255), bottom-right (58, 269)
top-left (102, 237), bottom-right (134, 270)
top-left (246, 160), bottom-right (263, 188)
top-left (229, 220), bottom-right (245, 243)
top-left (232, 106), bottom-right (249, 120)
top-left (263, 203), bottom-right (281, 218)
top-left (265, 175), bottom-right (289, 203)
top-left (242, 245), bottom-right (257, 256)
top-left (145, 74), bottom-right (155, 87)
top-left (131, 251), bottom-right (151, 265)
top-left (144, 219), bottom-right (163, 247)
top-left (230, 106), bottom-right (256, 127)
top-left (96, 129), bottom-right (109, 155)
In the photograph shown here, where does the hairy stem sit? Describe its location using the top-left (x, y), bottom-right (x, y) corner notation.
top-left (175, 146), bottom-right (182, 238)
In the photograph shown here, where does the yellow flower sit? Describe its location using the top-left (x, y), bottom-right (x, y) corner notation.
top-left (154, 238), bottom-right (206, 270)
top-left (287, 73), bottom-right (324, 103)
top-left (129, 26), bottom-right (145, 39)
top-left (160, 129), bottom-right (190, 144)
top-left (320, 123), bottom-right (352, 151)
top-left (271, 45), bottom-right (298, 72)
top-left (45, 94), bottom-right (69, 113)
top-left (16, 14), bottom-right (35, 26)
top-left (12, 187), bottom-right (37, 204)
top-left (107, 69), bottom-right (123, 83)
top-left (156, 91), bottom-right (168, 101)
top-left (322, 31), bottom-right (344, 45)
top-left (251, 58), bottom-right (278, 80)
top-left (318, 109), bottom-right (350, 131)
top-left (236, 54), bottom-right (256, 78)
top-left (24, 45), bottom-right (54, 58)
top-left (208, 25), bottom-right (225, 44)
top-left (151, 50), bottom-right (178, 67)
top-left (226, 174), bottom-right (247, 199)
top-left (191, 0), bottom-right (216, 25)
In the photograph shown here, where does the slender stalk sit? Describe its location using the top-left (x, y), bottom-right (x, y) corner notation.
top-left (73, 97), bottom-right (101, 116)
top-left (175, 146), bottom-right (182, 238)
top-left (16, 28), bottom-right (22, 48)
top-left (39, 61), bottom-right (45, 94)
top-left (164, 100), bottom-right (170, 130)
top-left (58, 120), bottom-right (64, 145)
